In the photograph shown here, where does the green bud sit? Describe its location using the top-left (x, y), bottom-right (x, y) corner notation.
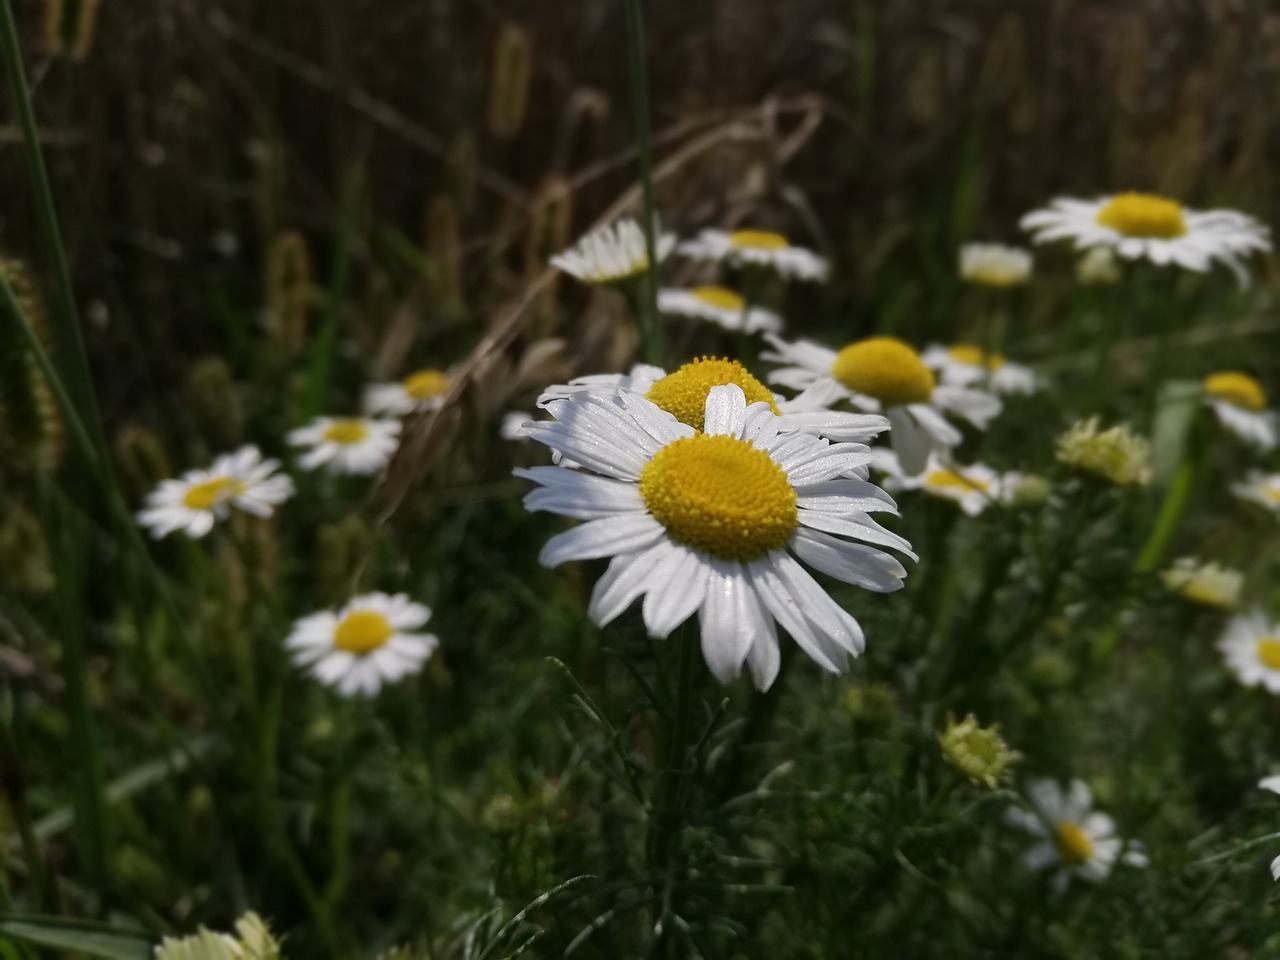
top-left (938, 714), bottom-right (1020, 789)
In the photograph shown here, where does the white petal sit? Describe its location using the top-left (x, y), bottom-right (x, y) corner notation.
top-left (539, 514), bottom-right (665, 567)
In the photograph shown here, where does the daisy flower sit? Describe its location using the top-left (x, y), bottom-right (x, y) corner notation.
top-left (1056, 418), bottom-right (1152, 487)
top-left (921, 343), bottom-right (1038, 395)
top-left (285, 592), bottom-right (439, 697)
top-left (1160, 558), bottom-right (1242, 610)
top-left (1020, 192), bottom-right (1271, 287)
top-left (155, 912), bottom-right (279, 960)
top-left (287, 416), bottom-right (401, 475)
top-left (535, 357), bottom-right (890, 445)
top-left (1232, 470), bottom-right (1280, 514)
top-left (1201, 371), bottom-right (1275, 450)
top-left (137, 445), bottom-right (295, 540)
top-left (1258, 778), bottom-right (1280, 881)
top-left (959, 243), bottom-right (1032, 287)
top-left (657, 286), bottom-right (783, 334)
top-left (517, 384), bottom-right (914, 690)
top-left (1218, 610), bottom-right (1280, 693)
top-left (762, 335), bottom-right (1002, 475)
top-left (550, 217), bottom-right (675, 285)
top-left (1007, 779), bottom-right (1147, 892)
top-left (677, 228), bottom-right (828, 281)
top-left (879, 451), bottom-right (1009, 517)
top-left (364, 367), bottom-right (451, 417)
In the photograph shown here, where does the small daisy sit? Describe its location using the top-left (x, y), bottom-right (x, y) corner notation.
top-left (1202, 371), bottom-right (1276, 451)
top-left (959, 243), bottom-right (1032, 287)
top-left (550, 217), bottom-right (675, 285)
top-left (1021, 192), bottom-right (1271, 287)
top-left (1160, 558), bottom-right (1243, 610)
top-left (364, 368), bottom-right (451, 417)
top-left (1258, 778), bottom-right (1280, 881)
top-left (657, 286), bottom-right (783, 334)
top-left (155, 912), bottom-right (279, 960)
top-left (535, 357), bottom-right (890, 446)
top-left (287, 416), bottom-right (401, 475)
top-left (879, 451), bottom-right (1008, 517)
top-left (1056, 418), bottom-right (1152, 487)
top-left (1007, 779), bottom-right (1147, 892)
top-left (517, 385), bottom-right (915, 690)
top-left (921, 343), bottom-right (1039, 395)
top-left (1230, 471), bottom-right (1280, 514)
top-left (1218, 610), bottom-right (1280, 693)
top-left (763, 335), bottom-right (1002, 475)
top-left (137, 445), bottom-right (295, 539)
top-left (677, 228), bottom-right (828, 281)
top-left (1076, 246), bottom-right (1122, 285)
top-left (285, 592), bottom-right (439, 697)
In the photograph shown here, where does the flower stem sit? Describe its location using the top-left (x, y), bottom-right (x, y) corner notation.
top-left (622, 0), bottom-right (663, 366)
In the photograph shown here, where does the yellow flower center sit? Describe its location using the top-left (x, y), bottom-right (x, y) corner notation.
top-left (644, 357), bottom-right (779, 431)
top-left (690, 286), bottom-right (746, 312)
top-left (947, 344), bottom-right (1006, 370)
top-left (831, 337), bottom-right (935, 406)
top-left (403, 369), bottom-right (450, 400)
top-left (1203, 372), bottom-right (1266, 412)
top-left (1180, 581), bottom-right (1232, 609)
top-left (1265, 485), bottom-right (1280, 503)
top-left (323, 420), bottom-right (371, 445)
top-left (639, 434), bottom-right (798, 562)
top-left (925, 468), bottom-right (993, 494)
top-left (181, 477), bottom-right (240, 511)
top-left (729, 230), bottom-right (789, 251)
top-left (333, 609), bottom-right (395, 655)
top-left (1053, 821), bottom-right (1094, 866)
top-left (1095, 192), bottom-right (1188, 240)
top-left (1256, 639), bottom-right (1280, 671)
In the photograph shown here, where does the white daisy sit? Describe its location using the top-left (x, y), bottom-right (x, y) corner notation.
top-left (1202, 371), bottom-right (1276, 451)
top-left (517, 385), bottom-right (915, 690)
top-left (879, 451), bottom-right (1008, 517)
top-left (549, 217), bottom-right (675, 285)
top-left (1160, 558), bottom-right (1243, 610)
top-left (363, 367), bottom-right (451, 417)
top-left (959, 243), bottom-right (1032, 287)
top-left (920, 343), bottom-right (1039, 395)
top-left (287, 416), bottom-right (401, 475)
top-left (657, 286), bottom-right (783, 334)
top-left (1258, 778), bottom-right (1280, 882)
top-left (762, 335), bottom-right (1002, 475)
top-left (677, 229), bottom-right (828, 281)
top-left (1218, 610), bottom-right (1280, 693)
top-left (136, 445), bottom-right (295, 540)
top-left (1007, 779), bottom-right (1147, 892)
top-left (285, 592), bottom-right (439, 697)
top-left (1021, 192), bottom-right (1271, 287)
top-left (1231, 471), bottom-right (1280, 515)
top-left (534, 357), bottom-right (890, 446)
top-left (155, 912), bottom-right (279, 960)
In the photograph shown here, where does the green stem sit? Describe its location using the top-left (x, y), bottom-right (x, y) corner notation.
top-left (622, 0), bottom-right (662, 366)
top-left (1134, 448), bottom-right (1201, 575)
top-left (0, 708), bottom-right (46, 909)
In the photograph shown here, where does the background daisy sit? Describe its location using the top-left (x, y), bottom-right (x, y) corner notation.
top-left (1202, 371), bottom-right (1275, 450)
top-left (137, 445), bottom-right (294, 539)
top-left (958, 243), bottom-right (1032, 287)
top-left (1218, 611), bottom-right (1280, 693)
top-left (288, 416), bottom-right (402, 475)
top-left (921, 344), bottom-right (1038, 395)
top-left (657, 286), bottom-right (783, 334)
top-left (677, 228), bottom-right (829, 281)
top-left (880, 451), bottom-right (1006, 516)
top-left (550, 218), bottom-right (674, 284)
top-left (1160, 558), bottom-right (1242, 610)
top-left (364, 367), bottom-right (452, 417)
top-left (1230, 471), bottom-right (1280, 514)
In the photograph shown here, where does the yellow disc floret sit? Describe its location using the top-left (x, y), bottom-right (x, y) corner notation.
top-left (729, 230), bottom-right (789, 251)
top-left (324, 420), bottom-right (371, 445)
top-left (182, 477), bottom-right (239, 510)
top-left (403, 368), bottom-right (450, 400)
top-left (639, 434), bottom-right (798, 561)
top-left (1053, 822), bottom-right (1094, 866)
top-left (948, 344), bottom-right (1006, 370)
top-left (1256, 639), bottom-right (1280, 671)
top-left (691, 286), bottom-right (746, 312)
top-left (1203, 372), bottom-right (1266, 412)
top-left (333, 609), bottom-right (395, 655)
top-left (925, 468), bottom-right (993, 494)
top-left (644, 357), bottom-right (779, 431)
top-left (831, 337), bottom-right (935, 406)
top-left (1095, 192), bottom-right (1188, 239)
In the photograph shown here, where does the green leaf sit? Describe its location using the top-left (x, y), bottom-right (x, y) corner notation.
top-left (0, 916), bottom-right (153, 960)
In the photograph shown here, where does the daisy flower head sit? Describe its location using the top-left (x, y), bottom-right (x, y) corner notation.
top-left (657, 286), bottom-right (783, 334)
top-left (921, 343), bottom-right (1038, 395)
top-left (287, 416), bottom-right (401, 475)
top-left (1201, 371), bottom-right (1275, 450)
top-left (1055, 417), bottom-right (1152, 487)
top-left (549, 217), bottom-right (675, 285)
top-left (137, 445), bottom-right (295, 540)
top-left (763, 334), bottom-right (1002, 475)
top-left (1020, 192), bottom-right (1271, 287)
top-left (535, 358), bottom-right (891, 446)
top-left (958, 243), bottom-right (1032, 288)
top-left (1007, 779), bottom-right (1147, 892)
top-left (677, 228), bottom-right (829, 281)
top-left (880, 451), bottom-right (1007, 517)
top-left (1232, 470), bottom-right (1280, 514)
top-left (155, 911), bottom-right (280, 960)
top-left (1160, 558), bottom-right (1242, 610)
top-left (1258, 778), bottom-right (1280, 881)
top-left (286, 592), bottom-right (439, 697)
top-left (517, 384), bottom-right (915, 690)
top-left (938, 714), bottom-right (1020, 789)
top-left (1218, 610), bottom-right (1280, 693)
top-left (363, 367), bottom-right (451, 417)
